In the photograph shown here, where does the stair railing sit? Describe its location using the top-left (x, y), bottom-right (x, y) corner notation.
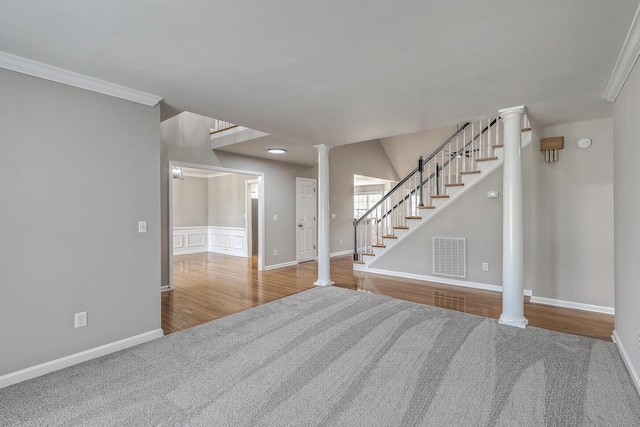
top-left (353, 117), bottom-right (502, 262)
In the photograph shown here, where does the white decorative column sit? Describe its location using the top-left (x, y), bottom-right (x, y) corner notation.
top-left (498, 105), bottom-right (528, 328)
top-left (314, 144), bottom-right (334, 286)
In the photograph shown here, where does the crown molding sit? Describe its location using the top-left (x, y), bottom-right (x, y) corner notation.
top-left (604, 4), bottom-right (640, 102)
top-left (0, 51), bottom-right (163, 107)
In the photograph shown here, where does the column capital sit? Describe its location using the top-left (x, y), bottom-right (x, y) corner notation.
top-left (314, 143), bottom-right (333, 152)
top-left (498, 105), bottom-right (525, 121)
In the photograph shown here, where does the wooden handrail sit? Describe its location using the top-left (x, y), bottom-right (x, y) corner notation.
top-left (210, 124), bottom-right (240, 135)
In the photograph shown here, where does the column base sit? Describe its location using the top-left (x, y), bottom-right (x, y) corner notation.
top-left (499, 313), bottom-right (528, 329)
top-left (313, 279), bottom-right (335, 287)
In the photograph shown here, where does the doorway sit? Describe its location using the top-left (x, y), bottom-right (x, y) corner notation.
top-left (168, 161), bottom-right (264, 290)
top-left (296, 177), bottom-right (317, 263)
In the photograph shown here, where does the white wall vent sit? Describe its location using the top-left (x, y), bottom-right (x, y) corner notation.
top-left (433, 236), bottom-right (466, 278)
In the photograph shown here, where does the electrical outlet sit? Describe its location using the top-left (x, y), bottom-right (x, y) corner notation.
top-left (75, 311), bottom-right (87, 328)
top-left (482, 263), bottom-right (489, 271)
top-left (273, 249), bottom-right (277, 256)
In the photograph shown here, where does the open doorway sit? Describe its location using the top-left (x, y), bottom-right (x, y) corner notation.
top-left (168, 162), bottom-right (264, 290)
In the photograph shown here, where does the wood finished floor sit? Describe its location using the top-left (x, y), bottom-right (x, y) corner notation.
top-left (162, 252), bottom-right (614, 341)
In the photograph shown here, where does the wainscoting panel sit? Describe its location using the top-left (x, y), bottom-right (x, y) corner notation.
top-left (209, 226), bottom-right (247, 257)
top-left (173, 227), bottom-right (209, 255)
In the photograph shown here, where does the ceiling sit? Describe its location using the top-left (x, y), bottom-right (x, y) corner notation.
top-left (0, 0), bottom-right (637, 165)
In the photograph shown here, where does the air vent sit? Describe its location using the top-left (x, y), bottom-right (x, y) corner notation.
top-left (433, 237), bottom-right (466, 278)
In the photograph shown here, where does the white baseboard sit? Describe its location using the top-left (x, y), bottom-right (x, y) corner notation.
top-left (365, 268), bottom-right (532, 296)
top-left (529, 296), bottom-right (614, 315)
top-left (330, 250), bottom-right (353, 258)
top-left (0, 329), bottom-right (164, 389)
top-left (263, 260), bottom-right (298, 271)
top-left (612, 330), bottom-right (640, 396)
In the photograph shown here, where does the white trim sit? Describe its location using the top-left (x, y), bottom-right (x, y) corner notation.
top-left (0, 51), bottom-right (163, 107)
top-left (264, 260), bottom-right (298, 271)
top-left (612, 330), bottom-right (640, 396)
top-left (0, 329), bottom-right (164, 389)
top-left (529, 296), bottom-right (614, 315)
top-left (365, 267), bottom-right (532, 296)
top-left (604, 4), bottom-right (640, 102)
top-left (330, 250), bottom-right (353, 258)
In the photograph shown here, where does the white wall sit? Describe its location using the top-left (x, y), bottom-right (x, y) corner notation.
top-left (613, 61), bottom-right (640, 384)
top-left (0, 69), bottom-right (161, 377)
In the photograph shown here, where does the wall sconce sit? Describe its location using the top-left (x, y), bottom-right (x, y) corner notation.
top-left (540, 136), bottom-right (564, 163)
top-left (171, 166), bottom-right (184, 180)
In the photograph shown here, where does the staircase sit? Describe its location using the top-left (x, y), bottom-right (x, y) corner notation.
top-left (353, 115), bottom-right (532, 271)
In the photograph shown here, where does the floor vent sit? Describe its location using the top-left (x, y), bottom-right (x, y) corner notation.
top-left (433, 236), bottom-right (466, 278)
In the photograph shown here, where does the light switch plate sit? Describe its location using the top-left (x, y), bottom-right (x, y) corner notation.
top-left (138, 221), bottom-right (147, 233)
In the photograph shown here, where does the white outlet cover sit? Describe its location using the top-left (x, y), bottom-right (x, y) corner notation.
top-left (75, 311), bottom-right (87, 328)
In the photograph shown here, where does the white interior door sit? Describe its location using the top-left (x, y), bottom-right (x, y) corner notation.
top-left (296, 177), bottom-right (317, 263)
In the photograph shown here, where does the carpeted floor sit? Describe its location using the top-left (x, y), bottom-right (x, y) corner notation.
top-left (1, 286), bottom-right (639, 426)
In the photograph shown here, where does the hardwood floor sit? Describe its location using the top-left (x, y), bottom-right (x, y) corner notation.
top-left (162, 252), bottom-right (614, 341)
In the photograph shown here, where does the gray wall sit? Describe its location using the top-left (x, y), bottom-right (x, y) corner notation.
top-left (161, 111), bottom-right (312, 285)
top-left (525, 119), bottom-right (614, 306)
top-left (208, 174), bottom-right (255, 228)
top-left (323, 140), bottom-right (400, 255)
top-left (173, 176), bottom-right (208, 227)
top-left (373, 167), bottom-right (504, 284)
top-left (613, 62), bottom-right (640, 379)
top-left (380, 125), bottom-right (459, 176)
top-left (0, 69), bottom-right (161, 376)
top-left (369, 118), bottom-right (614, 308)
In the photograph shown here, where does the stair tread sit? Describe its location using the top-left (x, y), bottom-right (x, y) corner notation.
top-left (431, 195), bottom-right (449, 199)
top-left (492, 144), bottom-right (503, 148)
top-left (444, 183), bottom-right (464, 187)
top-left (522, 128), bottom-right (532, 132)
top-left (353, 260), bottom-right (365, 264)
top-left (418, 205), bottom-right (435, 209)
top-left (393, 226), bottom-right (409, 230)
top-left (362, 252), bottom-right (375, 256)
top-left (460, 170), bottom-right (481, 175)
top-left (382, 235), bottom-right (397, 239)
top-left (405, 216), bottom-right (421, 220)
top-left (476, 157), bottom-right (498, 162)
top-left (372, 245), bottom-right (386, 248)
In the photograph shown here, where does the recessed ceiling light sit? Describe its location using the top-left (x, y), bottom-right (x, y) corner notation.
top-left (268, 148), bottom-right (286, 154)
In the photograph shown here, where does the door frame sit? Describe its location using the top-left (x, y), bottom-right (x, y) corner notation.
top-left (245, 178), bottom-right (259, 258)
top-left (168, 161), bottom-right (265, 291)
top-left (296, 177), bottom-right (317, 263)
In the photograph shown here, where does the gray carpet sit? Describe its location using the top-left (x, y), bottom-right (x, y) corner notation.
top-left (1, 286), bottom-right (639, 426)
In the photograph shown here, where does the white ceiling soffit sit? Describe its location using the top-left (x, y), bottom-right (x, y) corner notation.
top-left (0, 51), bottom-right (163, 106)
top-left (0, 1), bottom-right (638, 165)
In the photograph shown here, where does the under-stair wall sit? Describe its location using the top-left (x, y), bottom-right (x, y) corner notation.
top-left (369, 167), bottom-right (504, 290)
